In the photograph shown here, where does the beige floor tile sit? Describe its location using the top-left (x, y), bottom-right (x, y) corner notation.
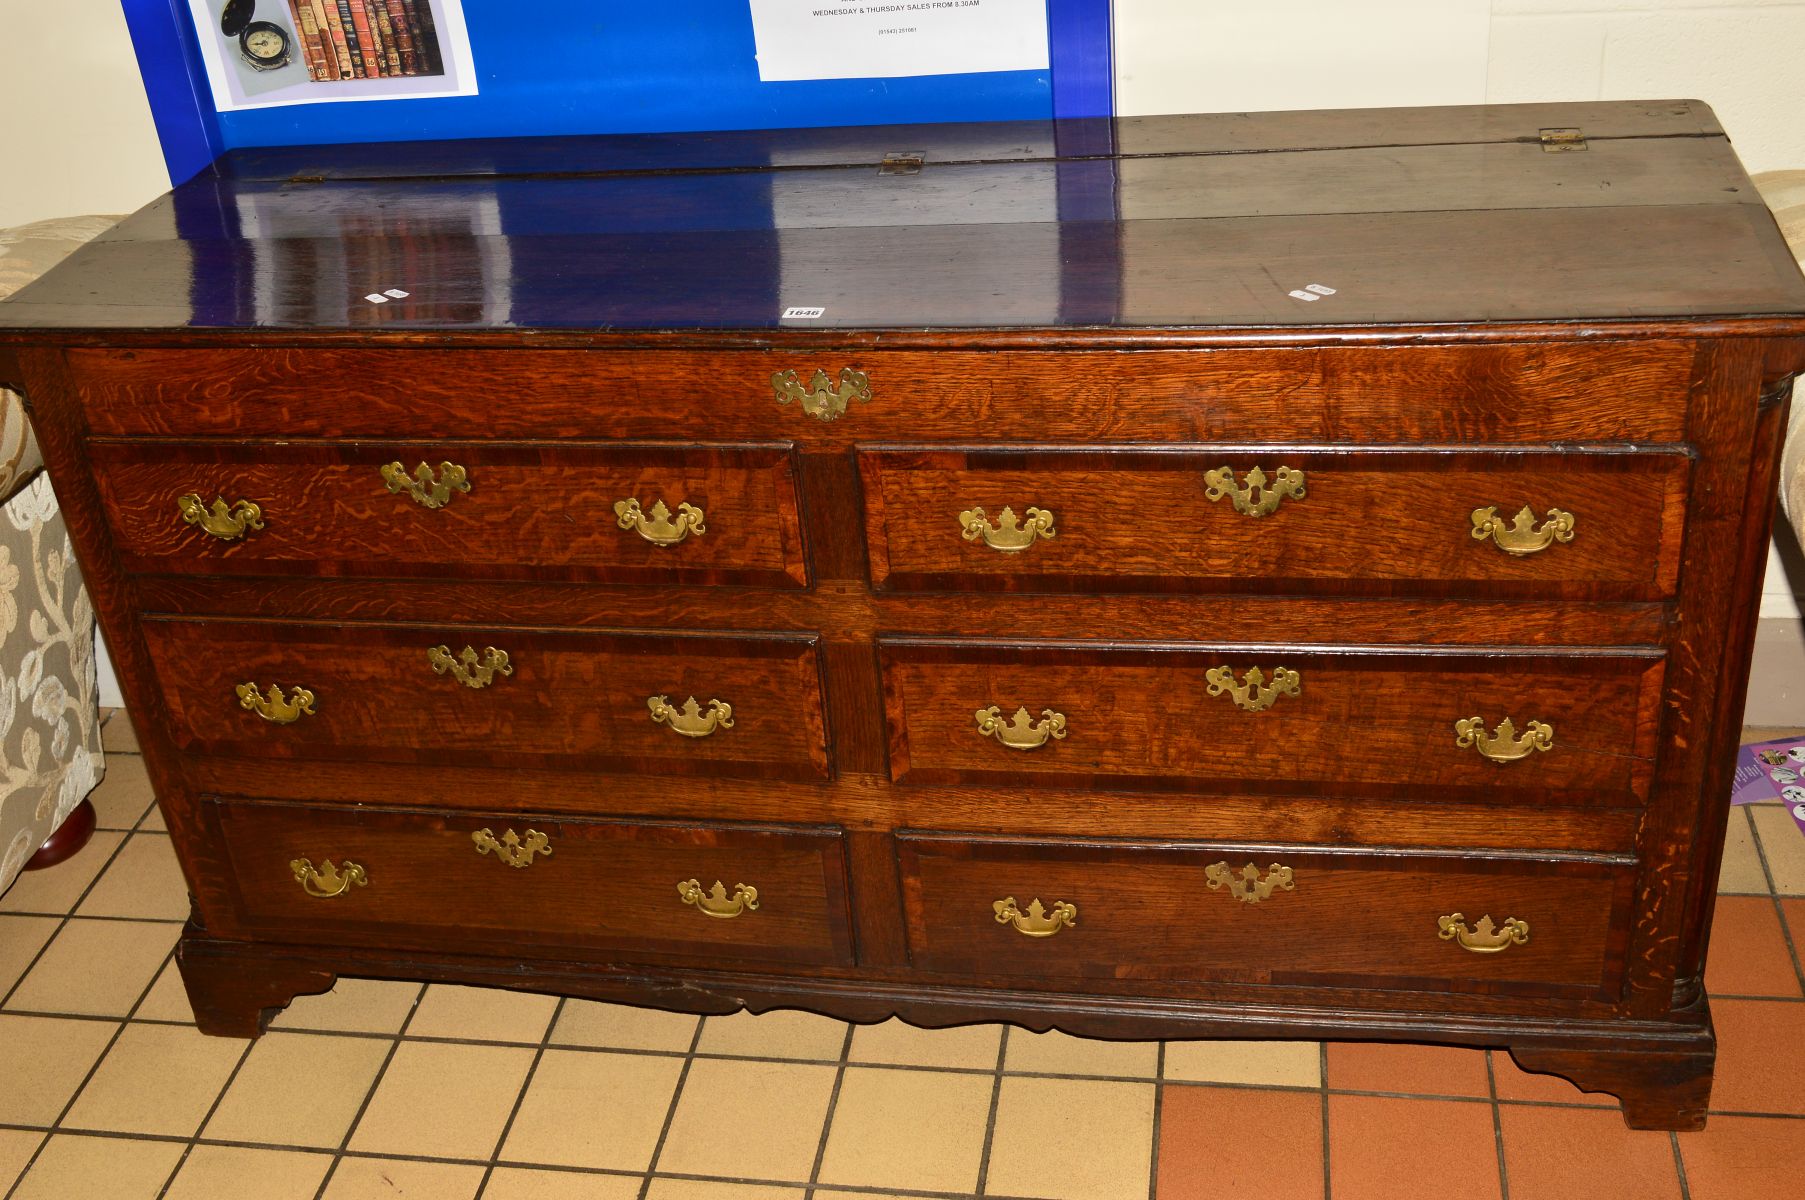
top-left (645, 1183), bottom-right (806, 1200)
top-left (11, 1134), bottom-right (183, 1200)
top-left (502, 1048), bottom-right (683, 1170)
top-left (0, 1128), bottom-right (45, 1194)
top-left (271, 977), bottom-right (422, 1034)
top-left (484, 1168), bottom-right (642, 1199)
top-left (553, 999), bottom-right (700, 1052)
top-left (694, 1008), bottom-right (847, 1060)
top-left (205, 1032), bottom-right (392, 1148)
top-left (63, 1022), bottom-right (247, 1136)
top-left (1719, 809), bottom-right (1770, 894)
top-left (0, 913), bottom-right (59, 996)
top-left (654, 1057), bottom-right (838, 1181)
top-left (0, 1014), bottom-right (120, 1124)
top-left (102, 712), bottom-right (141, 754)
top-left (141, 805), bottom-right (166, 832)
top-left (0, 830), bottom-right (125, 914)
top-left (1005, 1028), bottom-right (1161, 1078)
top-left (818, 1066), bottom-right (992, 1193)
top-left (87, 755), bottom-right (154, 831)
top-left (1163, 1039), bottom-right (1323, 1087)
top-left (163, 1145), bottom-right (334, 1200)
top-left (408, 983), bottom-right (560, 1044)
top-left (985, 1076), bottom-right (1155, 1200)
top-left (322, 1157), bottom-right (485, 1200)
top-left (77, 833), bottom-right (188, 920)
top-left (348, 1040), bottom-right (535, 1160)
top-left (1751, 806), bottom-right (1805, 894)
top-left (132, 960), bottom-right (195, 1023)
top-left (847, 1017), bottom-right (1001, 1070)
top-left (813, 1194), bottom-right (918, 1200)
top-left (4, 918), bottom-right (177, 1016)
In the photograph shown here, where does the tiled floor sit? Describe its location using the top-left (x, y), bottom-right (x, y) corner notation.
top-left (2, 716), bottom-right (1804, 1199)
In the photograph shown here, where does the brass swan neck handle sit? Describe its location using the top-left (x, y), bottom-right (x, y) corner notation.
top-left (178, 494), bottom-right (265, 541)
top-left (994, 897), bottom-right (1078, 937)
top-left (1438, 913), bottom-right (1530, 953)
top-left (975, 705), bottom-right (1067, 750)
top-left (615, 498), bottom-right (706, 546)
top-left (959, 506), bottom-right (1056, 553)
top-left (648, 695), bottom-right (734, 738)
top-left (1455, 716), bottom-right (1554, 763)
top-left (1470, 505), bottom-right (1574, 556)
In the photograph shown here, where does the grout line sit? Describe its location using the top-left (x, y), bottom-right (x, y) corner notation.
top-left (1670, 1130), bottom-right (1693, 1200)
top-left (803, 1021), bottom-right (857, 1195)
top-left (971, 1024), bottom-right (1010, 1198)
top-left (1746, 806), bottom-right (1805, 998)
top-left (1148, 1041), bottom-right (1165, 1200)
top-left (0, 831), bottom-right (138, 1012)
top-left (473, 995), bottom-right (567, 1198)
top-left (635, 1011), bottom-right (706, 1200)
top-left (1320, 1043), bottom-right (1332, 1200)
top-left (308, 981), bottom-right (425, 1200)
top-left (1487, 1052), bottom-right (1510, 1200)
top-left (150, 1024), bottom-right (258, 1200)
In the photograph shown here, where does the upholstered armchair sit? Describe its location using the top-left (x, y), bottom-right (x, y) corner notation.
top-left (1754, 173), bottom-right (1805, 546)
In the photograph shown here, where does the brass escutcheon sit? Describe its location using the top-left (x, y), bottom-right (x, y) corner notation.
top-left (428, 645), bottom-right (512, 690)
top-left (1204, 466), bottom-right (1306, 516)
top-left (381, 461), bottom-right (470, 509)
top-left (1204, 862), bottom-right (1296, 904)
top-left (959, 505), bottom-right (1056, 553)
top-left (236, 682), bottom-right (317, 724)
top-left (1438, 913), bottom-right (1530, 954)
top-left (975, 705), bottom-right (1067, 750)
top-left (771, 367), bottom-right (871, 421)
top-left (1470, 505), bottom-right (1575, 556)
top-left (1205, 666), bottom-right (1301, 712)
top-left (678, 878), bottom-right (759, 918)
top-left (291, 858), bottom-right (366, 898)
top-left (994, 896), bottom-right (1078, 938)
top-left (177, 494), bottom-right (265, 541)
top-left (471, 828), bottom-right (552, 869)
top-left (648, 695), bottom-right (734, 738)
top-left (614, 498), bottom-right (706, 546)
top-left (1455, 716), bottom-right (1554, 763)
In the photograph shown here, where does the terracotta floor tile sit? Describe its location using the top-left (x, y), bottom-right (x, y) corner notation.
top-left (9, 1134), bottom-right (183, 1200)
top-left (1005, 1027), bottom-right (1160, 1078)
top-left (163, 1146), bottom-right (334, 1200)
top-left (1704, 896), bottom-right (1802, 997)
top-left (63, 1022), bottom-right (247, 1136)
top-left (407, 983), bottom-right (559, 1043)
top-left (0, 1128), bottom-right (45, 1194)
top-left (654, 1057), bottom-right (838, 1181)
top-left (1708, 998), bottom-right (1805, 1114)
top-left (1157, 1083), bottom-right (1323, 1200)
top-left (1717, 809), bottom-right (1769, 895)
top-left (101, 712), bottom-right (141, 754)
top-left (847, 1016), bottom-right (1001, 1070)
top-left (1490, 1050), bottom-right (1613, 1107)
top-left (1161, 1038), bottom-right (1321, 1087)
top-left (76, 833), bottom-right (188, 920)
top-left (693, 1008), bottom-right (847, 1061)
top-left (1327, 1041), bottom-right (1492, 1098)
top-left (1781, 899), bottom-right (1805, 983)
top-left (4, 917), bottom-right (177, 1016)
top-left (204, 1031), bottom-right (392, 1148)
top-left (1750, 807), bottom-right (1805, 894)
top-left (87, 754), bottom-right (154, 831)
top-left (817, 1066), bottom-right (992, 1193)
top-left (1678, 1113), bottom-right (1805, 1198)
top-left (348, 1040), bottom-right (535, 1159)
top-left (483, 1168), bottom-right (642, 1199)
top-left (644, 1183), bottom-right (806, 1200)
top-left (985, 1076), bottom-right (1155, 1200)
top-left (501, 1048), bottom-right (684, 1171)
top-left (0, 913), bottom-right (59, 997)
top-left (552, 999), bottom-right (699, 1052)
top-left (1327, 1094), bottom-right (1501, 1200)
top-left (1499, 1103), bottom-right (1683, 1200)
top-left (0, 830), bottom-right (124, 914)
top-left (270, 977), bottom-right (422, 1034)
top-left (0, 1014), bottom-right (118, 1124)
top-left (132, 960), bottom-right (195, 1023)
top-left (321, 1157), bottom-right (485, 1199)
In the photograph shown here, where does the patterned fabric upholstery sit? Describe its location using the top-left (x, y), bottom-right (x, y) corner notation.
top-left (1752, 172), bottom-right (1805, 539)
top-left (0, 216), bottom-right (114, 894)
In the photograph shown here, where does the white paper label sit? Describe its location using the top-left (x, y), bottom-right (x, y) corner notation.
top-left (1287, 290), bottom-right (1319, 302)
top-left (384, 289), bottom-right (412, 299)
top-left (363, 294), bottom-right (390, 304)
top-left (783, 306), bottom-right (828, 319)
top-left (749, 0), bottom-right (1049, 82)
top-left (1305, 283), bottom-right (1337, 295)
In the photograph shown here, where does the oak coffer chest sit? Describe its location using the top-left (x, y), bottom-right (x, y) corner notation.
top-left (2, 100), bottom-right (1802, 1131)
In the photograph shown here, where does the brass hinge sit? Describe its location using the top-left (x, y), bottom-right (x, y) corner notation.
top-left (878, 151), bottom-right (925, 176)
top-left (1538, 127), bottom-right (1588, 153)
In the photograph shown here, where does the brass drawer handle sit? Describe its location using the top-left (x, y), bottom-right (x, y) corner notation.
top-left (615, 498), bottom-right (706, 546)
top-left (1204, 466), bottom-right (1305, 516)
top-left (237, 682), bottom-right (317, 724)
top-left (976, 705), bottom-right (1067, 750)
top-left (771, 366), bottom-right (870, 422)
top-left (1455, 716), bottom-right (1554, 763)
top-left (1204, 862), bottom-right (1295, 904)
top-left (1438, 913), bottom-right (1530, 954)
top-left (429, 645), bottom-right (512, 690)
top-left (291, 858), bottom-right (366, 898)
top-left (1470, 505), bottom-right (1574, 556)
top-left (1205, 666), bottom-right (1301, 712)
top-left (678, 878), bottom-right (759, 918)
top-left (178, 493), bottom-right (265, 541)
top-left (472, 828), bottom-right (552, 868)
top-left (959, 506), bottom-right (1055, 553)
top-left (381, 461), bottom-right (470, 509)
top-left (648, 695), bottom-right (734, 738)
top-left (994, 896), bottom-right (1077, 938)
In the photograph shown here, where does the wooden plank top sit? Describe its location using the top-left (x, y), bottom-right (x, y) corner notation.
top-left (3, 99), bottom-right (1803, 341)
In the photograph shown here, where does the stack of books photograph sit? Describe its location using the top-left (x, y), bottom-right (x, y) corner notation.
top-left (286, 0), bottom-right (445, 80)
